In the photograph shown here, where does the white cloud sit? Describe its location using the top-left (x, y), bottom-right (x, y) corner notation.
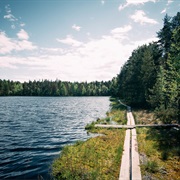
top-left (126, 0), bottom-right (156, 5)
top-left (119, 0), bottom-right (157, 11)
top-left (4, 5), bottom-right (18, 21)
top-left (0, 31), bottom-right (15, 54)
top-left (118, 4), bottom-right (129, 11)
top-left (1, 30), bottom-right (158, 82)
top-left (40, 47), bottom-right (64, 54)
top-left (17, 29), bottom-right (29, 40)
top-left (56, 35), bottom-right (83, 47)
top-left (17, 40), bottom-right (37, 51)
top-left (161, 8), bottom-right (167, 14)
top-left (72, 24), bottom-right (81, 31)
top-left (20, 23), bottom-right (26, 27)
top-left (130, 10), bottom-right (158, 25)
top-left (133, 36), bottom-right (158, 47)
top-left (161, 0), bottom-right (173, 14)
top-left (101, 0), bottom-right (105, 5)
top-left (110, 25), bottom-right (132, 40)
top-left (111, 25), bottom-right (132, 34)
top-left (4, 14), bottom-right (18, 21)
top-left (167, 0), bottom-right (173, 5)
top-left (0, 31), bottom-right (37, 54)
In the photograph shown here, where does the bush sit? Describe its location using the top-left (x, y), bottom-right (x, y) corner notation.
top-left (85, 121), bottom-right (95, 130)
top-left (105, 117), bottom-right (110, 122)
top-left (155, 108), bottom-right (178, 124)
top-left (161, 151), bottom-right (169, 160)
top-left (145, 160), bottom-right (159, 173)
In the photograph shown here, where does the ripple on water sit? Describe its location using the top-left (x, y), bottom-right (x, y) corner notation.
top-left (0, 97), bottom-right (110, 179)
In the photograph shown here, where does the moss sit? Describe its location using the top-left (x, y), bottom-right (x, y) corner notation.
top-left (52, 128), bottom-right (125, 180)
top-left (52, 102), bottom-right (127, 179)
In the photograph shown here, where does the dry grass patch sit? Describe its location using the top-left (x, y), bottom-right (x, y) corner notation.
top-left (133, 110), bottom-right (161, 125)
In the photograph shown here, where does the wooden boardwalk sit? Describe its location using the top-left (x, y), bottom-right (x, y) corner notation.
top-left (119, 112), bottom-right (142, 180)
top-left (95, 111), bottom-right (142, 179)
top-left (95, 112), bottom-right (142, 180)
top-left (94, 124), bottom-right (179, 129)
top-left (94, 106), bottom-right (179, 179)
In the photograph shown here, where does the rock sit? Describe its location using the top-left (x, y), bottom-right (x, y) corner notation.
top-left (140, 153), bottom-right (148, 165)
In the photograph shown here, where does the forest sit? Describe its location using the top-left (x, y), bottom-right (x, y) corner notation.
top-left (115, 12), bottom-right (179, 122)
top-left (0, 79), bottom-right (116, 96)
top-left (0, 13), bottom-right (179, 122)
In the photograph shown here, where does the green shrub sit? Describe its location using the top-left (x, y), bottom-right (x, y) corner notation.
top-left (105, 117), bottom-right (110, 122)
top-left (155, 108), bottom-right (178, 124)
top-left (145, 160), bottom-right (159, 173)
top-left (161, 151), bottom-right (169, 160)
top-left (85, 121), bottom-right (95, 130)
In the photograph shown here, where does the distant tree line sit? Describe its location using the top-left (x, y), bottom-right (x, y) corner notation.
top-left (0, 13), bottom-right (179, 122)
top-left (0, 79), bottom-right (117, 96)
top-left (114, 12), bottom-right (180, 122)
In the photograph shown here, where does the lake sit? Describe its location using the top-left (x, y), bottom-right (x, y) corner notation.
top-left (0, 97), bottom-right (110, 179)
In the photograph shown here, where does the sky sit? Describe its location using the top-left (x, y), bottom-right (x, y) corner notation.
top-left (0, 0), bottom-right (179, 82)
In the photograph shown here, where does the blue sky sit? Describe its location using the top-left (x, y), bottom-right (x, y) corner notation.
top-left (0, 0), bottom-right (179, 82)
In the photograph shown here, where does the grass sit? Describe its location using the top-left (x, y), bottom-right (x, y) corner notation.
top-left (52, 104), bottom-right (127, 180)
top-left (85, 107), bottom-right (127, 131)
top-left (145, 160), bottom-right (159, 173)
top-left (134, 110), bottom-right (180, 180)
top-left (133, 109), bottom-right (159, 125)
top-left (52, 128), bottom-right (125, 180)
top-left (107, 109), bottom-right (127, 125)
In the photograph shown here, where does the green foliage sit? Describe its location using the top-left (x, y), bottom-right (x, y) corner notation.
top-left (145, 160), bottom-right (159, 173)
top-left (117, 43), bottom-right (161, 108)
top-left (155, 108), bottom-right (178, 124)
top-left (106, 101), bottom-right (127, 125)
top-left (1, 13), bottom-right (179, 122)
top-left (137, 125), bottom-right (180, 179)
top-left (105, 117), bottom-right (110, 122)
top-left (85, 121), bottom-right (95, 131)
top-left (116, 12), bottom-right (180, 123)
top-left (0, 79), bottom-right (113, 96)
top-left (161, 151), bottom-right (169, 160)
top-left (52, 129), bottom-right (125, 180)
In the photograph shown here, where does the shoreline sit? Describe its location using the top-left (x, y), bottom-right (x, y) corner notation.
top-left (51, 103), bottom-right (180, 179)
top-left (52, 105), bottom-right (127, 179)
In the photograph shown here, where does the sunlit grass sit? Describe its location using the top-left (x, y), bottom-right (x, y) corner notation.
top-left (136, 126), bottom-right (180, 179)
top-left (52, 106), bottom-right (126, 179)
top-left (52, 101), bottom-right (127, 179)
top-left (134, 110), bottom-right (180, 179)
top-left (52, 128), bottom-right (125, 180)
top-left (107, 109), bottom-right (127, 124)
top-left (85, 108), bottom-right (127, 130)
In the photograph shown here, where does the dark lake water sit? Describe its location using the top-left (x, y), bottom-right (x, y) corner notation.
top-left (0, 97), bottom-right (110, 179)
